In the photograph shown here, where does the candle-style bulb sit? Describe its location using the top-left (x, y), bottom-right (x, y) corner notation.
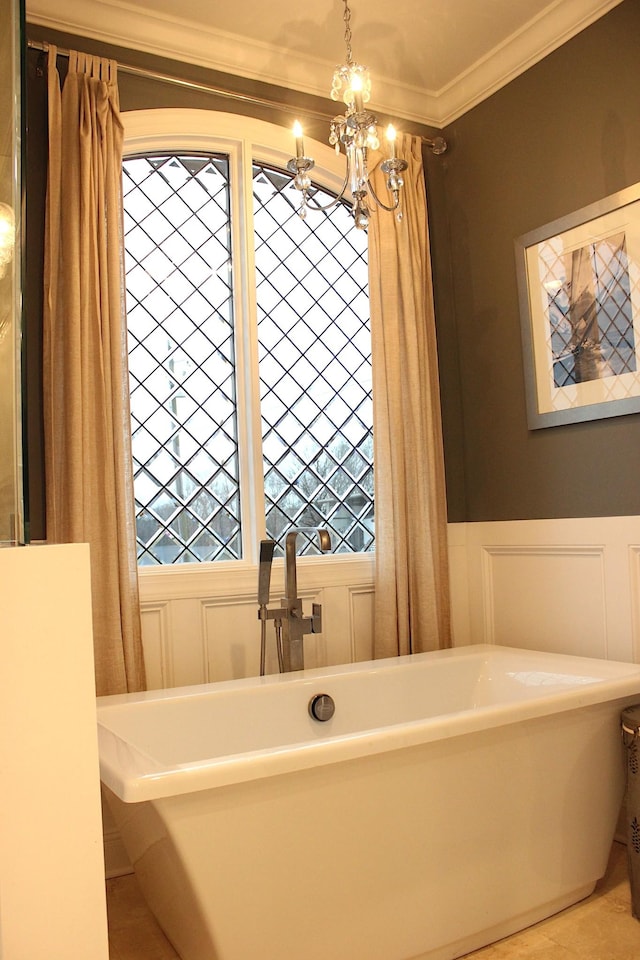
top-left (293, 121), bottom-right (304, 159)
top-left (351, 73), bottom-right (364, 113)
top-left (386, 124), bottom-right (397, 159)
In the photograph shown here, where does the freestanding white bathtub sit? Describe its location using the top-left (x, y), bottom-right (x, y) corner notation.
top-left (98, 644), bottom-right (640, 960)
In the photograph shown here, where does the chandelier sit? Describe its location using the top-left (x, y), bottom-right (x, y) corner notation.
top-left (287, 0), bottom-right (410, 230)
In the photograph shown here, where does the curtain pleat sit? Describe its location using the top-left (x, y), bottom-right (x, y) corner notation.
top-left (368, 134), bottom-right (451, 657)
top-left (43, 47), bottom-right (145, 695)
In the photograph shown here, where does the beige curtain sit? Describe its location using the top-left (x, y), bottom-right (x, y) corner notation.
top-left (368, 133), bottom-right (451, 657)
top-left (43, 47), bottom-right (145, 695)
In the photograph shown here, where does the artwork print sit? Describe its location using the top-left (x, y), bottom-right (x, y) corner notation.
top-left (516, 185), bottom-right (640, 428)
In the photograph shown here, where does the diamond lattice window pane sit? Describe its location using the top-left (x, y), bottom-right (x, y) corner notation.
top-left (168, 469), bottom-right (199, 504)
top-left (124, 154), bottom-right (241, 564)
top-left (253, 162), bottom-right (373, 556)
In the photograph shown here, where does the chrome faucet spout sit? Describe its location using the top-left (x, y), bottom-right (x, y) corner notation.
top-left (285, 527), bottom-right (331, 605)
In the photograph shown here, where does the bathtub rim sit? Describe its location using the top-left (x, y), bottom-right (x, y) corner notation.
top-left (97, 643), bottom-right (640, 803)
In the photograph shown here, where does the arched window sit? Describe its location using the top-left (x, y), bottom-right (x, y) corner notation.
top-left (122, 111), bottom-right (372, 566)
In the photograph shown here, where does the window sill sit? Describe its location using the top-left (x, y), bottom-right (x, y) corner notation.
top-left (138, 552), bottom-right (375, 603)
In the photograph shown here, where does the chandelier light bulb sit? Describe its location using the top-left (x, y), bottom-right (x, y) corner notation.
top-left (351, 72), bottom-right (364, 113)
top-left (293, 121), bottom-right (305, 159)
top-left (386, 124), bottom-right (397, 159)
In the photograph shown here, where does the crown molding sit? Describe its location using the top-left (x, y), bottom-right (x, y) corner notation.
top-left (26, 0), bottom-right (624, 128)
top-left (433, 0), bottom-right (624, 125)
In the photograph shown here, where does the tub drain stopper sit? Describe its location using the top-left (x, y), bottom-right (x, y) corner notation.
top-left (309, 693), bottom-right (335, 722)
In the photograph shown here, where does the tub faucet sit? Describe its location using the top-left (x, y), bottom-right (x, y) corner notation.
top-left (257, 527), bottom-right (331, 673)
top-left (282, 527), bottom-right (331, 671)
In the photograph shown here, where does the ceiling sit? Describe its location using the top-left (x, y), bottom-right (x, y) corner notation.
top-left (26, 0), bottom-right (623, 127)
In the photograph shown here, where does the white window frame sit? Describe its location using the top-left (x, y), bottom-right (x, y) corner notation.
top-left (123, 109), bottom-right (375, 603)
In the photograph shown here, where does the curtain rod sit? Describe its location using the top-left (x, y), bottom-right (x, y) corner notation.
top-left (27, 38), bottom-right (446, 154)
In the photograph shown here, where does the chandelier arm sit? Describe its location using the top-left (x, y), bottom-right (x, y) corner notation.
top-left (303, 170), bottom-right (351, 213)
top-left (366, 178), bottom-right (401, 214)
top-left (304, 193), bottom-right (343, 213)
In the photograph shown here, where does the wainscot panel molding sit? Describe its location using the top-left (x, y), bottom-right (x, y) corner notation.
top-left (350, 586), bottom-right (376, 662)
top-left (448, 516), bottom-right (640, 663)
top-left (139, 602), bottom-right (172, 689)
top-left (629, 545), bottom-right (640, 663)
top-left (481, 545), bottom-right (607, 658)
top-left (138, 554), bottom-right (375, 688)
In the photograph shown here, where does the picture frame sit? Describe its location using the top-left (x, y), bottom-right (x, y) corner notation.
top-left (515, 182), bottom-right (640, 428)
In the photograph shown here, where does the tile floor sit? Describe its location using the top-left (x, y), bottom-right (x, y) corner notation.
top-left (106, 841), bottom-right (640, 959)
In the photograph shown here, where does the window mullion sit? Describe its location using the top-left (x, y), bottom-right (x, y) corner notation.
top-left (232, 138), bottom-right (266, 563)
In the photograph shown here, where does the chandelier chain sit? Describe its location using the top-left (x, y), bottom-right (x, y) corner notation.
top-left (343, 0), bottom-right (353, 65)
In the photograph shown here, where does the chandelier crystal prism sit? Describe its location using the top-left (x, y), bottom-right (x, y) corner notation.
top-left (287, 0), bottom-right (408, 230)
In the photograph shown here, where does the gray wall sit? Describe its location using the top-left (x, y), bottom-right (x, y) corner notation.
top-left (433, 0), bottom-right (640, 522)
top-left (27, 4), bottom-right (640, 529)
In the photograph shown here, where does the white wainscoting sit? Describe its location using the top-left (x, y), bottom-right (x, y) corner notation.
top-left (139, 517), bottom-right (640, 690)
top-left (138, 553), bottom-right (376, 689)
top-left (448, 516), bottom-right (640, 664)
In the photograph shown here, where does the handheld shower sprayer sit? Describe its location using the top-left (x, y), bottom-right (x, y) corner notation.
top-left (258, 539), bottom-right (277, 675)
top-left (258, 538), bottom-right (275, 608)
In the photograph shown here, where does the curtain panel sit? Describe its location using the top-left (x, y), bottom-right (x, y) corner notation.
top-left (43, 47), bottom-right (145, 695)
top-left (368, 133), bottom-right (451, 657)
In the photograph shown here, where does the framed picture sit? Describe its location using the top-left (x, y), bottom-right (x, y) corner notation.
top-left (515, 182), bottom-right (640, 428)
